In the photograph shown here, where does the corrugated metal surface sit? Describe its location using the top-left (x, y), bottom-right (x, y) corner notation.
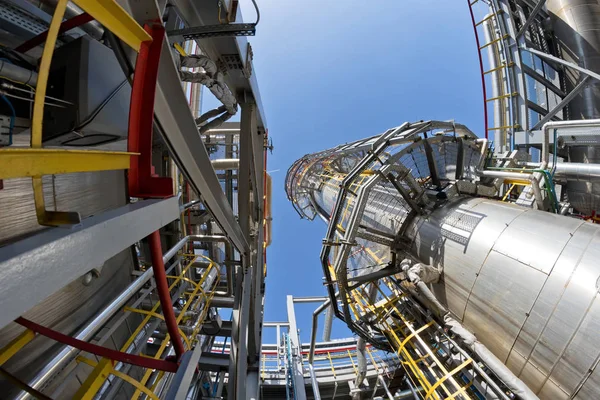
top-left (0, 135), bottom-right (136, 392)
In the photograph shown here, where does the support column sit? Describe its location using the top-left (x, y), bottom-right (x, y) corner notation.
top-left (287, 296), bottom-right (308, 400)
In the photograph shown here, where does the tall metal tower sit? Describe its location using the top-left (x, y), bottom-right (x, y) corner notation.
top-left (286, 120), bottom-right (600, 399)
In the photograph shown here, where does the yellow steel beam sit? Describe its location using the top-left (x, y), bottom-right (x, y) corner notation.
top-left (503, 178), bottom-right (530, 186)
top-left (0, 149), bottom-right (136, 179)
top-left (72, 0), bottom-right (152, 51)
top-left (0, 329), bottom-right (35, 366)
top-left (76, 357), bottom-right (160, 400)
top-left (31, 0), bottom-right (66, 148)
top-left (131, 258), bottom-right (217, 399)
top-left (78, 256), bottom-right (200, 398)
top-left (425, 359), bottom-right (473, 400)
top-left (124, 307), bottom-right (191, 350)
top-left (73, 358), bottom-right (113, 400)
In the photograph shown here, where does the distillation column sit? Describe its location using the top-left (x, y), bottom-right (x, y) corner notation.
top-left (286, 121), bottom-right (600, 399)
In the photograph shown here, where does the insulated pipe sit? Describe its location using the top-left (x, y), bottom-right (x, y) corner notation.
top-left (0, 60), bottom-right (37, 86)
top-left (378, 375), bottom-right (394, 400)
top-left (308, 299), bottom-right (331, 364)
top-left (148, 231), bottom-right (185, 359)
top-left (211, 158), bottom-right (240, 170)
top-left (541, 119), bottom-right (600, 169)
top-left (553, 162), bottom-right (600, 182)
top-left (307, 363), bottom-right (322, 400)
top-left (475, 138), bottom-right (489, 172)
top-left (322, 305), bottom-right (333, 342)
top-left (181, 199), bottom-right (200, 210)
top-left (189, 234), bottom-right (234, 297)
top-left (355, 337), bottom-right (368, 387)
top-left (18, 236), bottom-right (190, 399)
top-left (479, 170), bottom-right (544, 209)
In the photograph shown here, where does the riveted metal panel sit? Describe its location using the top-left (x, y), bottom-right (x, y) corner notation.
top-left (509, 223), bottom-right (598, 383)
top-left (493, 209), bottom-right (583, 274)
top-left (575, 355), bottom-right (600, 400)
top-left (411, 198), bottom-right (525, 320)
top-left (519, 226), bottom-right (600, 391)
top-left (549, 295), bottom-right (600, 396)
top-left (463, 251), bottom-right (547, 362)
top-left (544, 229), bottom-right (600, 396)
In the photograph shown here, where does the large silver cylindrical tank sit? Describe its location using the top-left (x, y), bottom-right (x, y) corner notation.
top-left (311, 182), bottom-right (600, 399)
top-left (407, 196), bottom-right (600, 400)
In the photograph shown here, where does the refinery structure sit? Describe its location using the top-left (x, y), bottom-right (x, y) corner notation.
top-left (0, 0), bottom-right (599, 399)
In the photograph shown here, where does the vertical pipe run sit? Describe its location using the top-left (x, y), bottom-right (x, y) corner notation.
top-left (148, 230), bottom-right (185, 359)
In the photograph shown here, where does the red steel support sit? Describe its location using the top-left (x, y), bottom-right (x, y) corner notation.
top-left (147, 230), bottom-right (186, 359)
top-left (468, 1), bottom-right (489, 139)
top-left (128, 24), bottom-right (173, 198)
top-left (15, 13), bottom-right (94, 53)
top-left (15, 317), bottom-right (178, 372)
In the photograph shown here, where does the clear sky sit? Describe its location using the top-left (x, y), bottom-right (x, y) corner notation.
top-left (204, 0), bottom-right (484, 344)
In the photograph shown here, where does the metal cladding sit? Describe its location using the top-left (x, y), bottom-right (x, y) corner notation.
top-left (285, 120), bottom-right (600, 399)
top-left (547, 0), bottom-right (600, 216)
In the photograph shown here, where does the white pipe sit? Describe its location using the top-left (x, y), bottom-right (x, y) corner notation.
top-left (355, 338), bottom-right (368, 387)
top-left (542, 119), bottom-right (600, 170)
top-left (475, 138), bottom-right (489, 172)
top-left (480, 170), bottom-right (544, 209)
top-left (553, 163), bottom-right (600, 182)
top-left (211, 159), bottom-right (240, 170)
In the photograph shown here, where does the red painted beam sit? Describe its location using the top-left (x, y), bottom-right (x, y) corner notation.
top-left (15, 13), bottom-right (94, 53)
top-left (468, 1), bottom-right (489, 139)
top-left (128, 24), bottom-right (173, 198)
top-left (16, 317), bottom-right (178, 372)
top-left (147, 230), bottom-right (186, 360)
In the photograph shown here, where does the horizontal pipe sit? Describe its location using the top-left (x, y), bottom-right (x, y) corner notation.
top-left (189, 234), bottom-right (228, 242)
top-left (553, 163), bottom-right (600, 182)
top-left (263, 322), bottom-right (290, 327)
top-left (180, 199), bottom-right (200, 211)
top-left (542, 119), bottom-right (600, 169)
top-left (480, 170), bottom-right (544, 209)
top-left (0, 60), bottom-right (37, 86)
top-left (293, 296), bottom-right (329, 304)
top-left (211, 158), bottom-right (240, 170)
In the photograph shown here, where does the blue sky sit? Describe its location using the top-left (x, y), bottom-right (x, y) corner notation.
top-left (204, 0), bottom-right (484, 344)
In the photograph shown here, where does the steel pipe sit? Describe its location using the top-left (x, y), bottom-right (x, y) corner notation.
top-left (308, 299), bottom-right (331, 364)
top-left (189, 234), bottom-right (234, 296)
top-left (148, 231), bottom-right (185, 359)
top-left (0, 60), bottom-right (37, 86)
top-left (542, 119), bottom-right (600, 169)
top-left (355, 337), bottom-right (367, 387)
top-left (322, 305), bottom-right (333, 342)
top-left (553, 162), bottom-right (600, 182)
top-left (293, 296), bottom-right (329, 303)
top-left (211, 158), bottom-right (240, 170)
top-left (378, 375), bottom-right (394, 400)
top-left (480, 170), bottom-right (544, 209)
top-left (307, 363), bottom-right (322, 400)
